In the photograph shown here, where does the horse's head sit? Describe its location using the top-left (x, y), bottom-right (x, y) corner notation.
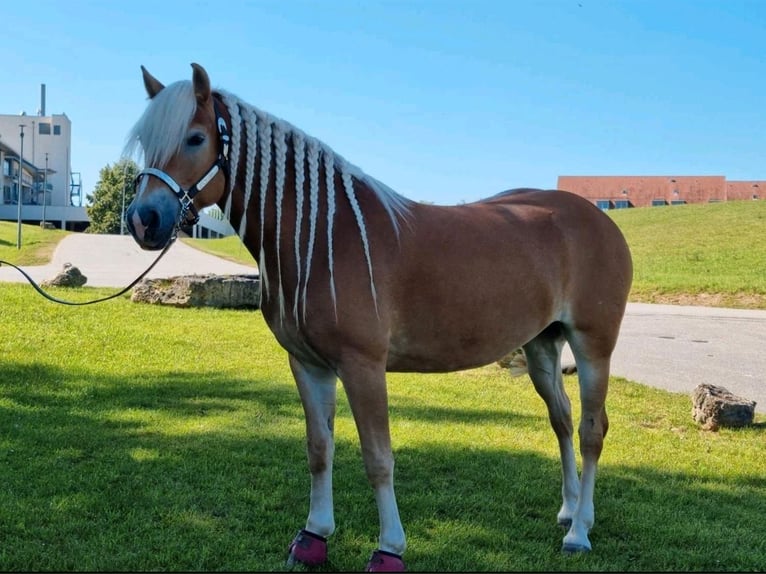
top-left (125, 63), bottom-right (230, 249)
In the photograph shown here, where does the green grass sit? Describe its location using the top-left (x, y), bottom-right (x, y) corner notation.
top-left (609, 201), bottom-right (766, 307)
top-left (183, 235), bottom-right (257, 266)
top-left (0, 221), bottom-right (69, 265)
top-left (1, 284), bottom-right (764, 571)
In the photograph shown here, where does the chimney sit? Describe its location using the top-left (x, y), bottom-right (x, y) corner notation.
top-left (40, 84), bottom-right (46, 116)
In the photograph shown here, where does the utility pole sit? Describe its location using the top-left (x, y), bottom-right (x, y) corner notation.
top-left (121, 163), bottom-right (129, 235)
top-left (42, 152), bottom-right (48, 228)
top-left (16, 124), bottom-right (25, 249)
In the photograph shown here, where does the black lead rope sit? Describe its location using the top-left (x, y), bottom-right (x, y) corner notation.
top-left (0, 236), bottom-right (176, 306)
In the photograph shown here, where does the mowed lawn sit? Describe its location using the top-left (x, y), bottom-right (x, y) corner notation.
top-left (1, 203), bottom-right (765, 571)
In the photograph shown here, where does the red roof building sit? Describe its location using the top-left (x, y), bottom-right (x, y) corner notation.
top-left (556, 175), bottom-right (765, 209)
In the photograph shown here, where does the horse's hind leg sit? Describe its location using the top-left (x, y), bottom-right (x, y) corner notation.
top-left (522, 325), bottom-right (580, 531)
top-left (287, 355), bottom-right (338, 567)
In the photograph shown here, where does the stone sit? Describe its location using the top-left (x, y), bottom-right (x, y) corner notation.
top-left (691, 383), bottom-right (756, 431)
top-left (42, 263), bottom-right (87, 288)
top-left (131, 274), bottom-right (260, 309)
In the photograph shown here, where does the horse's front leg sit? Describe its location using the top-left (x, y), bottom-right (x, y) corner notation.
top-left (287, 355), bottom-right (338, 567)
top-left (339, 356), bottom-right (407, 572)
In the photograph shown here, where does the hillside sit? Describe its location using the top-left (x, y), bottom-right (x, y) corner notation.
top-left (609, 200), bottom-right (766, 308)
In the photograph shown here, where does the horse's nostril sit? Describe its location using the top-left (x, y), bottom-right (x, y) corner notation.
top-left (143, 209), bottom-right (159, 232)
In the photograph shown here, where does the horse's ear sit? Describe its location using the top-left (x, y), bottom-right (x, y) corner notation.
top-left (191, 63), bottom-right (211, 104)
top-left (141, 65), bottom-right (165, 99)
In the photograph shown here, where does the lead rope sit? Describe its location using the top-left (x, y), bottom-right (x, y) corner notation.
top-left (0, 234), bottom-right (176, 306)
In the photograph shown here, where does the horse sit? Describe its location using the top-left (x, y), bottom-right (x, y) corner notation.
top-left (124, 63), bottom-right (633, 572)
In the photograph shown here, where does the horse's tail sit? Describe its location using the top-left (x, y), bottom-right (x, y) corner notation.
top-left (497, 348), bottom-right (529, 377)
top-left (497, 348), bottom-right (577, 377)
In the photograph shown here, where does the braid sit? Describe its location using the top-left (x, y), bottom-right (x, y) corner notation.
top-left (342, 166), bottom-right (378, 316)
top-left (292, 132), bottom-right (306, 321)
top-left (302, 137), bottom-right (320, 322)
top-left (323, 146), bottom-right (337, 318)
top-left (238, 103), bottom-right (259, 241)
top-left (273, 121), bottom-right (288, 322)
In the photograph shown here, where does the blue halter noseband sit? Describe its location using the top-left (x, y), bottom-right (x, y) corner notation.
top-left (134, 97), bottom-right (230, 228)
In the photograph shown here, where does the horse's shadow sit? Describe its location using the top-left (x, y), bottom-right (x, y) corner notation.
top-left (0, 361), bottom-right (763, 572)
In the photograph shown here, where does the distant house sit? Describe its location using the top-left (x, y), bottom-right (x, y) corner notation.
top-left (0, 106), bottom-right (89, 230)
top-left (557, 175), bottom-right (765, 210)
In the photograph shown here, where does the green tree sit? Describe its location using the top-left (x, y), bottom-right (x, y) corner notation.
top-left (86, 159), bottom-right (139, 234)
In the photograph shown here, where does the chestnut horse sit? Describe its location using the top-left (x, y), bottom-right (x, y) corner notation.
top-left (125, 63), bottom-right (632, 572)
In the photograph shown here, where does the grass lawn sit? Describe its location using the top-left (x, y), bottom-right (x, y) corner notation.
top-left (183, 236), bottom-right (257, 266)
top-left (1, 284), bottom-right (765, 571)
top-left (0, 221), bottom-right (69, 266)
top-left (609, 200), bottom-right (766, 308)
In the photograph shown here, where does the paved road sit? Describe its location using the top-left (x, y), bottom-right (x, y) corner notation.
top-left (2, 234), bottom-right (764, 413)
top-left (562, 303), bottom-right (766, 414)
top-left (0, 234), bottom-right (258, 287)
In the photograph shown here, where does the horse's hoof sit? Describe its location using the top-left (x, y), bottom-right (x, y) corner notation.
top-left (365, 549), bottom-right (406, 572)
top-left (286, 529), bottom-right (328, 567)
top-left (561, 542), bottom-right (591, 554)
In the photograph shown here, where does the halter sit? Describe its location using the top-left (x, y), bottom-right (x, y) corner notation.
top-left (134, 97), bottom-right (230, 228)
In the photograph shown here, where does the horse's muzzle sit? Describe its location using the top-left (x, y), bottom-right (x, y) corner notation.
top-left (126, 199), bottom-right (179, 250)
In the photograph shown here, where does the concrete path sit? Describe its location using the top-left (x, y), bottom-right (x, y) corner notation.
top-left (0, 234), bottom-right (257, 287)
top-left (2, 234), bottom-right (764, 413)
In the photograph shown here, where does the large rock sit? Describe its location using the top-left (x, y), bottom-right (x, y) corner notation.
top-left (42, 263), bottom-right (87, 288)
top-left (691, 383), bottom-right (756, 430)
top-left (131, 274), bottom-right (260, 309)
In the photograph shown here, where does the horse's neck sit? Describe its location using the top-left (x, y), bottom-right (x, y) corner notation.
top-left (221, 129), bottom-right (346, 324)
top-left (217, 95), bottom-right (406, 325)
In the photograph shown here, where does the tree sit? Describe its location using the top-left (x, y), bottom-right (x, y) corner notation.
top-left (86, 159), bottom-right (139, 234)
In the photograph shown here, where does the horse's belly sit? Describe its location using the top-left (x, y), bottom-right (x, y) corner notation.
top-left (385, 323), bottom-right (532, 373)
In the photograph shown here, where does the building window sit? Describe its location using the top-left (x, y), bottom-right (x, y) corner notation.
top-left (614, 200), bottom-right (632, 209)
top-left (596, 199), bottom-right (613, 211)
top-left (39, 123), bottom-right (51, 135)
top-left (53, 124), bottom-right (61, 135)
top-left (652, 199), bottom-right (667, 206)
top-left (671, 200), bottom-right (687, 205)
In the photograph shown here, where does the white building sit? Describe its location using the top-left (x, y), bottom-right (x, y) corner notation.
top-left (0, 84), bottom-right (89, 230)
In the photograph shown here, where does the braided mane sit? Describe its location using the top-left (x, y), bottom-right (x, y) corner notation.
top-left (125, 80), bottom-right (411, 322)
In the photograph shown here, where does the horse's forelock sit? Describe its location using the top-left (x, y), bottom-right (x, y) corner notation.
top-left (124, 80), bottom-right (197, 168)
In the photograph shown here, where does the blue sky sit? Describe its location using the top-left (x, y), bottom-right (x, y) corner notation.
top-left (1, 0), bottom-right (764, 206)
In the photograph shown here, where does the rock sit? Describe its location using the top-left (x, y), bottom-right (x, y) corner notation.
top-left (42, 263), bottom-right (87, 288)
top-left (131, 274), bottom-right (260, 309)
top-left (691, 383), bottom-right (756, 431)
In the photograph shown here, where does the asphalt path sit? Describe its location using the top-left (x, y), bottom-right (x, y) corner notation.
top-left (2, 234), bottom-right (764, 414)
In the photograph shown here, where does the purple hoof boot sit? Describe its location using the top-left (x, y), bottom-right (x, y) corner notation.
top-left (365, 549), bottom-right (406, 572)
top-left (287, 529), bottom-right (328, 567)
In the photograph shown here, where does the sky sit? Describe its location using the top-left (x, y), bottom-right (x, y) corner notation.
top-left (1, 0), bottom-right (765, 206)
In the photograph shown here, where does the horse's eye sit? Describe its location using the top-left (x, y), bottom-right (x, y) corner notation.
top-left (186, 133), bottom-right (205, 146)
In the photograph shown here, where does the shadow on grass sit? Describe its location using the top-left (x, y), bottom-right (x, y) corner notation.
top-left (0, 361), bottom-right (764, 572)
